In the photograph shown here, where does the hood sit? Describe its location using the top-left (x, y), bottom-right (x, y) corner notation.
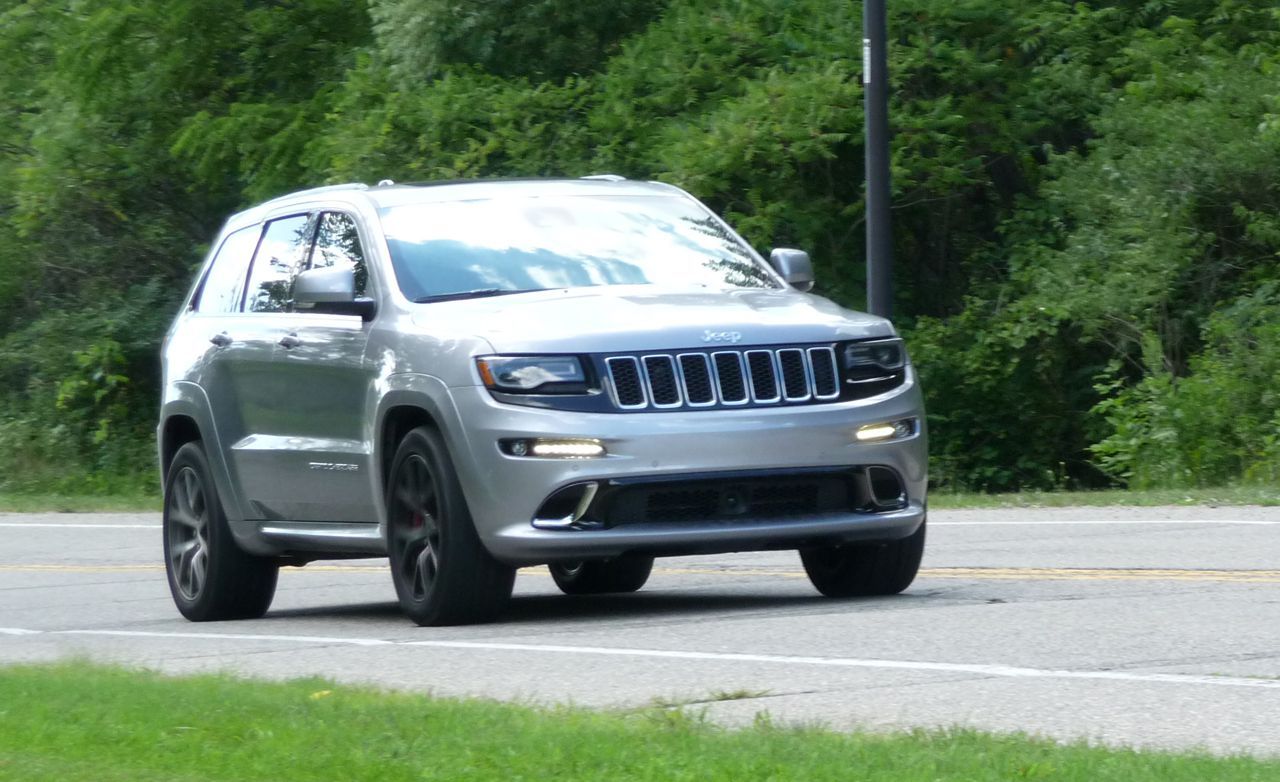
top-left (411, 286), bottom-right (893, 353)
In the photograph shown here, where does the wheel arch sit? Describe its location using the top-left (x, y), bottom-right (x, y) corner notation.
top-left (373, 377), bottom-right (473, 526)
top-left (157, 381), bottom-right (247, 524)
top-left (380, 404), bottom-right (442, 489)
top-left (160, 415), bottom-right (202, 480)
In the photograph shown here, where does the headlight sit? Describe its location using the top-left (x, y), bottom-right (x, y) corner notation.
top-left (476, 355), bottom-right (589, 394)
top-left (844, 338), bottom-right (906, 371)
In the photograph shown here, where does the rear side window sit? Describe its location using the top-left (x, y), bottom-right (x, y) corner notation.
top-left (310, 212), bottom-right (369, 297)
top-left (195, 226), bottom-right (258, 314)
top-left (244, 214), bottom-right (315, 313)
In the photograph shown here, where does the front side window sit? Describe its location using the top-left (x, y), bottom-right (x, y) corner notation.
top-left (244, 214), bottom-right (314, 313)
top-left (195, 226), bottom-right (259, 314)
top-left (378, 195), bottom-right (780, 302)
top-left (310, 212), bottom-right (369, 297)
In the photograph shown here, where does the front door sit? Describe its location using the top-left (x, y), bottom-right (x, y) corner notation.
top-left (253, 211), bottom-right (377, 522)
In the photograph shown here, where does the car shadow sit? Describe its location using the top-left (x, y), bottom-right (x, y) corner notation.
top-left (262, 588), bottom-right (925, 626)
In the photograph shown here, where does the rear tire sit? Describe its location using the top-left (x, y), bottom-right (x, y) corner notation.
top-left (800, 519), bottom-right (926, 598)
top-left (386, 426), bottom-right (515, 625)
top-left (163, 441), bottom-right (278, 621)
top-left (549, 554), bottom-right (654, 595)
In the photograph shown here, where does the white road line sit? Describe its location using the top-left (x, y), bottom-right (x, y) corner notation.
top-left (4, 626), bottom-right (1277, 691)
top-left (0, 523), bottom-right (159, 529)
top-left (931, 520), bottom-right (1280, 526)
top-left (57, 629), bottom-right (393, 646)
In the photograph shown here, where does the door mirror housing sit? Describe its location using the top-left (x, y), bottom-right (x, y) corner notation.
top-left (293, 265), bottom-right (375, 320)
top-left (768, 248), bottom-right (815, 292)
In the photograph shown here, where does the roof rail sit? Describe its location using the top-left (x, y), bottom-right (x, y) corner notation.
top-left (580, 174), bottom-right (627, 182)
top-left (261, 182), bottom-right (369, 206)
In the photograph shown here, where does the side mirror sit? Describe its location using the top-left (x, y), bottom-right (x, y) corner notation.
top-left (293, 265), bottom-right (375, 320)
top-left (768, 248), bottom-right (815, 292)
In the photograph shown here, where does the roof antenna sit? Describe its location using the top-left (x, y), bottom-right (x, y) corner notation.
top-left (376, 179), bottom-right (396, 187)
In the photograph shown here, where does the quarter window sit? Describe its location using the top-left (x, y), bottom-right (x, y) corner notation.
top-left (244, 214), bottom-right (315, 313)
top-left (310, 212), bottom-right (369, 297)
top-left (195, 226), bottom-right (258, 314)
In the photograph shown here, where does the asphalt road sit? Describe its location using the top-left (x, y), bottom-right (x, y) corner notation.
top-left (2, 505), bottom-right (1279, 757)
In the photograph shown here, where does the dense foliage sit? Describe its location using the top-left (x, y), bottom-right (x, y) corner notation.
top-left (0, 0), bottom-right (1276, 494)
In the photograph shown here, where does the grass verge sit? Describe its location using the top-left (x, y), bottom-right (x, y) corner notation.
top-left (0, 663), bottom-right (1275, 781)
top-left (0, 491), bottom-right (160, 513)
top-left (929, 485), bottom-right (1280, 509)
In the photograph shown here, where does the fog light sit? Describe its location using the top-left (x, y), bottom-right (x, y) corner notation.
top-left (532, 439), bottom-right (606, 458)
top-left (502, 438), bottom-right (606, 458)
top-left (855, 418), bottom-right (916, 443)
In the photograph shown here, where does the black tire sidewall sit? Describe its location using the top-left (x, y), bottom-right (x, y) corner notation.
top-left (163, 441), bottom-right (277, 621)
top-left (800, 519), bottom-right (926, 598)
top-left (385, 426), bottom-right (514, 624)
top-left (549, 554), bottom-right (655, 595)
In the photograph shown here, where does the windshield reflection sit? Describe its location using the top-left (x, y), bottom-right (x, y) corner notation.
top-left (378, 195), bottom-right (779, 301)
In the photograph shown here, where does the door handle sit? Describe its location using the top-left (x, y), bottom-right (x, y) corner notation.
top-left (278, 333), bottom-right (303, 349)
top-left (209, 332), bottom-right (232, 348)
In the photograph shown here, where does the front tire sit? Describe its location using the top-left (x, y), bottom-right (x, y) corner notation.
top-left (800, 519), bottom-right (926, 598)
top-left (386, 426), bottom-right (515, 625)
top-left (163, 441), bottom-right (278, 621)
top-left (549, 554), bottom-right (654, 595)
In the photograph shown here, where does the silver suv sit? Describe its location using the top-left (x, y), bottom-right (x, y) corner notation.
top-left (158, 177), bottom-right (928, 626)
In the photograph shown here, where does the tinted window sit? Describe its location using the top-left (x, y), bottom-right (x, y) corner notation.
top-left (195, 226), bottom-right (258, 314)
top-left (378, 195), bottom-right (779, 302)
top-left (245, 214), bottom-right (314, 313)
top-left (310, 212), bottom-right (369, 297)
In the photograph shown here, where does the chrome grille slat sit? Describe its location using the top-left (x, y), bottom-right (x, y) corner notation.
top-left (677, 353), bottom-right (717, 406)
top-left (777, 348), bottom-right (811, 401)
top-left (642, 354), bottom-right (683, 408)
top-left (711, 351), bottom-right (749, 405)
top-left (744, 350), bottom-right (781, 403)
top-left (605, 356), bottom-right (648, 409)
top-left (808, 347), bottom-right (840, 399)
top-left (604, 345), bottom-right (843, 410)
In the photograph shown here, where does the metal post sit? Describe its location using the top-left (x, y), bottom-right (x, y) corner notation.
top-left (863, 0), bottom-right (892, 319)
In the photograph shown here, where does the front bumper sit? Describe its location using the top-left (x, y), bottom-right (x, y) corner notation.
top-left (445, 372), bottom-right (927, 565)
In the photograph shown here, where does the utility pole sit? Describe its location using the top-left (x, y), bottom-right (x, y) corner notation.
top-left (863, 0), bottom-right (892, 319)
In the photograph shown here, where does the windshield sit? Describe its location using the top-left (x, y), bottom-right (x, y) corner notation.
top-left (378, 194), bottom-right (781, 302)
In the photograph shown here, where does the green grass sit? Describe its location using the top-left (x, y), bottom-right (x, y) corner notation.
top-left (0, 663), bottom-right (1276, 781)
top-left (0, 491), bottom-right (160, 513)
top-left (929, 485), bottom-right (1280, 509)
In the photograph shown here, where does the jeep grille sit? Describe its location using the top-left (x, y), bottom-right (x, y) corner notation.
top-left (604, 346), bottom-right (841, 410)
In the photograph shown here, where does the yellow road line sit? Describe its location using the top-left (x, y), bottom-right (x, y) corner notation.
top-left (925, 567), bottom-right (1280, 583)
top-left (654, 566), bottom-right (1280, 583)
top-left (3, 563), bottom-right (1279, 583)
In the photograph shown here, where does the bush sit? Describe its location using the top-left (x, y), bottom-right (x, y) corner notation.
top-left (1092, 287), bottom-right (1280, 488)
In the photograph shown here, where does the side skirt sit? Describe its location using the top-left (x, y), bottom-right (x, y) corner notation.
top-left (256, 521), bottom-right (386, 558)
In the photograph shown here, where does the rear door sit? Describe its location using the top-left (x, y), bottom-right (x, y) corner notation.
top-left (177, 223), bottom-right (261, 520)
top-left (219, 212), bottom-right (319, 521)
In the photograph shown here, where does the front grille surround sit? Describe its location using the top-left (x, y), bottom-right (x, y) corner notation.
top-left (603, 343), bottom-right (845, 411)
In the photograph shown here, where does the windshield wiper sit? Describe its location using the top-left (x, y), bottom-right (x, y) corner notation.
top-left (412, 288), bottom-right (544, 303)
